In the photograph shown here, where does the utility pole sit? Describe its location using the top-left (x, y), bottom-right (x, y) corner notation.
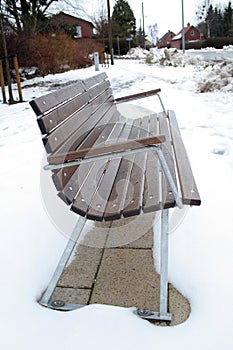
top-left (0, 1), bottom-right (14, 103)
top-left (181, 0), bottom-right (185, 53)
top-left (107, 0), bottom-right (114, 65)
top-left (142, 2), bottom-right (146, 49)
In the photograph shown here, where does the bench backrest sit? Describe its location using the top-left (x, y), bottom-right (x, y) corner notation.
top-left (30, 73), bottom-right (120, 156)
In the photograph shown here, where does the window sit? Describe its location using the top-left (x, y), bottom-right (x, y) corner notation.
top-left (190, 30), bottom-right (195, 36)
top-left (74, 26), bottom-right (82, 38)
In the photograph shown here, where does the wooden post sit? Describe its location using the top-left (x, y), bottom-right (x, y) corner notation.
top-left (12, 55), bottom-right (23, 102)
top-left (0, 59), bottom-right (6, 103)
top-left (0, 9), bottom-right (14, 103)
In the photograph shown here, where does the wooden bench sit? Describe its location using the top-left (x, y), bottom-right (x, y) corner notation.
top-left (30, 72), bottom-right (201, 321)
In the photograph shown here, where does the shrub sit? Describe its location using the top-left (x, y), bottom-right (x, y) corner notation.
top-left (5, 31), bottom-right (104, 77)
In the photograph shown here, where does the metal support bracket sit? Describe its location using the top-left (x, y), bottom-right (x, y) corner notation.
top-left (39, 215), bottom-right (87, 308)
top-left (134, 209), bottom-right (172, 322)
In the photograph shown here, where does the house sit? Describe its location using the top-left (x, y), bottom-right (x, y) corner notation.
top-left (51, 12), bottom-right (95, 39)
top-left (157, 30), bottom-right (176, 48)
top-left (171, 23), bottom-right (201, 49)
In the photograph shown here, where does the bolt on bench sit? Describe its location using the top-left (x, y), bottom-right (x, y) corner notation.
top-left (30, 72), bottom-right (201, 321)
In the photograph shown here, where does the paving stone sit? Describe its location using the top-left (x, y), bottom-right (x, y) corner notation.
top-left (90, 248), bottom-right (160, 310)
top-left (52, 287), bottom-right (90, 305)
top-left (51, 216), bottom-right (191, 326)
top-left (57, 245), bottom-right (103, 288)
top-left (106, 212), bottom-right (156, 248)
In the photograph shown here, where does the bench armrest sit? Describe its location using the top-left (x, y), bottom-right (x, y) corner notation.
top-left (48, 135), bottom-right (165, 165)
top-left (115, 88), bottom-right (161, 103)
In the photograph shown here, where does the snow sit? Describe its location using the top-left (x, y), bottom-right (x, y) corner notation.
top-left (0, 48), bottom-right (233, 349)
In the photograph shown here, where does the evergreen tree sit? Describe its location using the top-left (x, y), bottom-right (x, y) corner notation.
top-left (197, 0), bottom-right (233, 37)
top-left (112, 0), bottom-right (136, 38)
top-left (222, 1), bottom-right (233, 36)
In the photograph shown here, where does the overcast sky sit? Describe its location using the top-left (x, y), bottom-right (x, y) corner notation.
top-left (51, 0), bottom-right (231, 38)
top-left (83, 0), bottom-right (230, 37)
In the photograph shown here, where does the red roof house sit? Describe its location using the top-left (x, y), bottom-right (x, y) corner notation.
top-left (157, 30), bottom-right (176, 48)
top-left (171, 23), bottom-right (201, 49)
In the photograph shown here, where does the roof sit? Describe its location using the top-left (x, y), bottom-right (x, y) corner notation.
top-left (172, 24), bottom-right (199, 41)
top-left (54, 12), bottom-right (95, 28)
top-left (158, 30), bottom-right (175, 43)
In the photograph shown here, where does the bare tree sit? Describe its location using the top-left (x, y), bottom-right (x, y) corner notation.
top-left (147, 23), bottom-right (158, 47)
top-left (1, 0), bottom-right (58, 35)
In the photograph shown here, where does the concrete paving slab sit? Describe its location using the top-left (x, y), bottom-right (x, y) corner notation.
top-left (90, 248), bottom-right (160, 310)
top-left (58, 245), bottom-right (103, 288)
top-left (52, 287), bottom-right (90, 305)
top-left (106, 213), bottom-right (157, 248)
top-left (52, 216), bottom-right (191, 326)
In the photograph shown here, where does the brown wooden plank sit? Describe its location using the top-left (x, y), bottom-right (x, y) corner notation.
top-left (29, 81), bottom-right (85, 116)
top-left (44, 87), bottom-right (113, 153)
top-left (86, 122), bottom-right (134, 221)
top-left (158, 112), bottom-right (177, 209)
top-left (52, 108), bottom-right (120, 191)
top-left (122, 117), bottom-right (149, 217)
top-left (58, 117), bottom-right (124, 203)
top-left (38, 80), bottom-right (110, 134)
top-left (44, 86), bottom-right (113, 153)
top-left (48, 134), bottom-right (165, 165)
top-left (168, 110), bottom-right (201, 206)
top-left (142, 114), bottom-right (161, 213)
top-left (115, 88), bottom-right (161, 103)
top-left (82, 72), bottom-right (108, 90)
top-left (103, 120), bottom-right (138, 220)
top-left (71, 122), bottom-right (126, 218)
top-left (30, 73), bottom-right (108, 116)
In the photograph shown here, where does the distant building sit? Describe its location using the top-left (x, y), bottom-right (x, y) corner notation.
top-left (51, 12), bottom-right (95, 39)
top-left (171, 23), bottom-right (201, 49)
top-left (157, 30), bottom-right (176, 48)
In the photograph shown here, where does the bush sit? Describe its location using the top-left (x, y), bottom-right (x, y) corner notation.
top-left (185, 37), bottom-right (233, 50)
top-left (5, 31), bottom-right (104, 77)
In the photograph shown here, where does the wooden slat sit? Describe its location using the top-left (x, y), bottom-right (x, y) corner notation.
top-left (115, 88), bottom-right (161, 103)
top-left (103, 118), bottom-right (142, 219)
top-left (38, 80), bottom-right (110, 134)
top-left (168, 110), bottom-right (201, 206)
top-left (159, 112), bottom-right (177, 209)
top-left (58, 116), bottom-right (123, 203)
top-left (52, 109), bottom-right (120, 191)
top-left (86, 122), bottom-right (134, 221)
top-left (44, 88), bottom-right (113, 153)
top-left (71, 123), bottom-right (126, 218)
top-left (30, 73), bottom-right (108, 116)
top-left (82, 72), bottom-right (108, 89)
top-left (103, 120), bottom-right (138, 220)
top-left (122, 117), bottom-right (149, 217)
top-left (29, 81), bottom-right (85, 115)
top-left (142, 114), bottom-right (161, 213)
top-left (48, 134), bottom-right (165, 165)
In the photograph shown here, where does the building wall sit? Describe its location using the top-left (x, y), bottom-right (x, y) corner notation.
top-left (52, 13), bottom-right (94, 38)
top-left (171, 26), bottom-right (201, 49)
top-left (170, 40), bottom-right (181, 49)
top-left (185, 27), bottom-right (200, 41)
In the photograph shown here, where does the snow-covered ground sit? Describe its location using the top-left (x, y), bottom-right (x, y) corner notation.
top-left (0, 49), bottom-right (233, 349)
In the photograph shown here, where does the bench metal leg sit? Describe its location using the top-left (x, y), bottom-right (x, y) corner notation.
top-left (159, 209), bottom-right (172, 319)
top-left (135, 209), bottom-right (172, 322)
top-left (39, 215), bottom-right (87, 311)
